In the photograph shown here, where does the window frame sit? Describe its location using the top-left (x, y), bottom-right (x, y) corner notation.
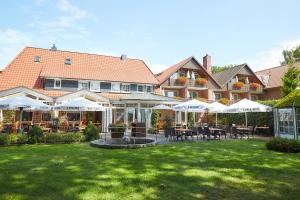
top-left (54, 79), bottom-right (61, 89)
top-left (90, 81), bottom-right (100, 92)
top-left (137, 85), bottom-right (144, 93)
top-left (78, 81), bottom-right (89, 90)
top-left (111, 82), bottom-right (121, 92)
top-left (121, 84), bottom-right (130, 93)
top-left (146, 85), bottom-right (153, 93)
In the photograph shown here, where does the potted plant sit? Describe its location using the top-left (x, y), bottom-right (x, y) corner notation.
top-left (109, 123), bottom-right (127, 139)
top-left (218, 98), bottom-right (230, 105)
top-left (233, 82), bottom-right (245, 89)
top-left (195, 78), bottom-right (208, 85)
top-left (250, 82), bottom-right (259, 90)
top-left (175, 76), bottom-right (187, 85)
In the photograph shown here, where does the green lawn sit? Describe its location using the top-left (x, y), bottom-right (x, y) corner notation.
top-left (0, 140), bottom-right (300, 200)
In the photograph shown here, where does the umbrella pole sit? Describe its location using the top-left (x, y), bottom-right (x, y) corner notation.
top-left (216, 113), bottom-right (218, 127)
top-left (245, 112), bottom-right (248, 127)
top-left (19, 107), bottom-right (23, 134)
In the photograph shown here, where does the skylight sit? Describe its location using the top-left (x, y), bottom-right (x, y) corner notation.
top-left (34, 56), bottom-right (41, 62)
top-left (65, 58), bottom-right (72, 65)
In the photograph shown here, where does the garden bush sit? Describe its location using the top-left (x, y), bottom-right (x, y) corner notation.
top-left (84, 124), bottom-right (99, 141)
top-left (148, 127), bottom-right (158, 134)
top-left (0, 133), bottom-right (29, 145)
top-left (266, 137), bottom-right (300, 153)
top-left (61, 132), bottom-right (85, 143)
top-left (28, 126), bottom-right (44, 144)
top-left (43, 132), bottom-right (62, 144)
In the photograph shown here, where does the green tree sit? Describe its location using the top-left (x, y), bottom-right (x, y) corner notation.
top-left (211, 64), bottom-right (236, 74)
top-left (281, 46), bottom-right (300, 65)
top-left (282, 66), bottom-right (300, 96)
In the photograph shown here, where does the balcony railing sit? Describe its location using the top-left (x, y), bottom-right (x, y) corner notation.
top-left (228, 83), bottom-right (263, 93)
top-left (168, 78), bottom-right (207, 88)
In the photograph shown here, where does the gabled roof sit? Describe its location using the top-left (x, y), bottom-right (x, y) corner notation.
top-left (0, 47), bottom-right (158, 92)
top-left (156, 56), bottom-right (221, 88)
top-left (255, 61), bottom-right (300, 89)
top-left (212, 63), bottom-right (264, 87)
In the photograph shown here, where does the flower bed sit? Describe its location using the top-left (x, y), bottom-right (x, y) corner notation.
top-left (175, 76), bottom-right (187, 85)
top-left (233, 82), bottom-right (245, 89)
top-left (195, 78), bottom-right (208, 85)
top-left (250, 82), bottom-right (260, 90)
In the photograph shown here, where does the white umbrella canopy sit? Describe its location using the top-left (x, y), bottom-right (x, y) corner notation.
top-left (54, 97), bottom-right (104, 111)
top-left (0, 96), bottom-right (51, 111)
top-left (0, 95), bottom-right (51, 132)
top-left (151, 104), bottom-right (172, 110)
top-left (173, 99), bottom-right (209, 112)
top-left (208, 102), bottom-right (228, 126)
top-left (225, 98), bottom-right (272, 127)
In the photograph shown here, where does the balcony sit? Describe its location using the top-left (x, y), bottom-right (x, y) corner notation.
top-left (165, 78), bottom-right (208, 89)
top-left (228, 82), bottom-right (263, 93)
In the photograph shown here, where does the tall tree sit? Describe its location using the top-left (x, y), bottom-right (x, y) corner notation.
top-left (281, 46), bottom-right (300, 65)
top-left (211, 64), bottom-right (236, 74)
top-left (282, 66), bottom-right (300, 96)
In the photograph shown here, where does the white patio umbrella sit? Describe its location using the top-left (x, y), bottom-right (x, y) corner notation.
top-left (151, 104), bottom-right (172, 110)
top-left (225, 98), bottom-right (272, 127)
top-left (208, 102), bottom-right (228, 126)
top-left (0, 96), bottom-right (51, 132)
top-left (173, 99), bottom-right (209, 125)
top-left (54, 97), bottom-right (104, 111)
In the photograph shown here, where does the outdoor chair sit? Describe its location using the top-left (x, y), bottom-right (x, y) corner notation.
top-left (248, 126), bottom-right (256, 138)
top-left (203, 126), bottom-right (212, 140)
top-left (191, 126), bottom-right (199, 140)
top-left (230, 127), bottom-right (239, 139)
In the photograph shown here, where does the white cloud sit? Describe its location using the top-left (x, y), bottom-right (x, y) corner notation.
top-left (0, 29), bottom-right (32, 69)
top-left (242, 37), bottom-right (300, 71)
top-left (58, 0), bottom-right (89, 19)
top-left (149, 64), bottom-right (168, 74)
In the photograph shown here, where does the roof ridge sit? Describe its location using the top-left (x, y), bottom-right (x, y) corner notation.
top-left (255, 61), bottom-right (300, 73)
top-left (212, 63), bottom-right (245, 76)
top-left (25, 46), bottom-right (144, 62)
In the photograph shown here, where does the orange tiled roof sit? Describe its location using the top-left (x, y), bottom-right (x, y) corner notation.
top-left (0, 47), bottom-right (158, 92)
top-left (255, 62), bottom-right (300, 88)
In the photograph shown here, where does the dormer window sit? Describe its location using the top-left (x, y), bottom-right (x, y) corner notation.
top-left (54, 79), bottom-right (61, 89)
top-left (65, 58), bottom-right (72, 65)
top-left (34, 56), bottom-right (41, 62)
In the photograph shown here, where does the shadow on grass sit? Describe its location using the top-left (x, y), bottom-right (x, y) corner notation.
top-left (0, 140), bottom-right (300, 200)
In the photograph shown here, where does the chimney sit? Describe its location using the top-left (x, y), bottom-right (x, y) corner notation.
top-left (120, 54), bottom-right (127, 60)
top-left (203, 54), bottom-right (211, 74)
top-left (50, 44), bottom-right (57, 51)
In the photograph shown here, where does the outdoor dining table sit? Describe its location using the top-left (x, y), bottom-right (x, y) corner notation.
top-left (174, 128), bottom-right (192, 140)
top-left (256, 126), bottom-right (270, 136)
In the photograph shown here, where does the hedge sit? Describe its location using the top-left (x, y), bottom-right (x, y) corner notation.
top-left (266, 137), bottom-right (300, 153)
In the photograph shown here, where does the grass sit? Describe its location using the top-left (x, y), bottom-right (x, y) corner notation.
top-left (0, 140), bottom-right (300, 200)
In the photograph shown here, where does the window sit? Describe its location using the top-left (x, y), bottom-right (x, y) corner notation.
top-left (90, 81), bottom-right (100, 92)
top-left (251, 95), bottom-right (258, 101)
top-left (65, 58), bottom-right (72, 65)
top-left (34, 56), bottom-right (41, 62)
top-left (22, 111), bottom-right (32, 121)
top-left (278, 109), bottom-right (294, 135)
top-left (111, 83), bottom-right (120, 92)
top-left (78, 81), bottom-right (89, 90)
top-left (232, 94), bottom-right (239, 101)
top-left (67, 112), bottom-right (80, 121)
top-left (146, 86), bottom-right (153, 93)
top-left (42, 112), bottom-right (51, 121)
top-left (165, 91), bottom-right (176, 97)
top-left (214, 93), bottom-right (221, 100)
top-left (121, 84), bottom-right (130, 92)
top-left (54, 79), bottom-right (61, 89)
top-left (137, 85), bottom-right (144, 92)
top-left (100, 82), bottom-right (112, 92)
top-left (189, 91), bottom-right (198, 99)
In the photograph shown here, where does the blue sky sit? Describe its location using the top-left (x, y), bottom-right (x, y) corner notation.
top-left (1, 0), bottom-right (300, 73)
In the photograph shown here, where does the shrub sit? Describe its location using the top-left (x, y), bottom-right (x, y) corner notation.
top-left (266, 137), bottom-right (300, 153)
top-left (0, 133), bottom-right (28, 145)
top-left (148, 127), bottom-right (158, 134)
top-left (61, 132), bottom-right (85, 143)
top-left (195, 78), bottom-right (208, 85)
top-left (233, 81), bottom-right (245, 89)
top-left (175, 76), bottom-right (187, 85)
top-left (43, 133), bottom-right (62, 144)
top-left (28, 126), bottom-right (44, 144)
top-left (163, 115), bottom-right (172, 130)
top-left (151, 110), bottom-right (160, 128)
top-left (84, 124), bottom-right (99, 141)
top-left (187, 113), bottom-right (194, 129)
